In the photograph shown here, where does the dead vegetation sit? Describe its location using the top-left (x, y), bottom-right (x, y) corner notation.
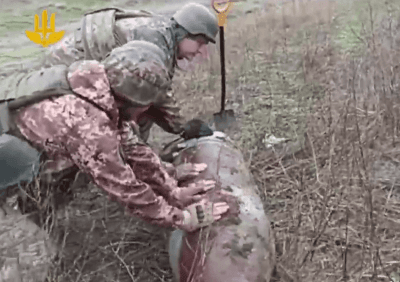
top-left (246, 1), bottom-right (400, 281)
top-left (175, 0), bottom-right (400, 281)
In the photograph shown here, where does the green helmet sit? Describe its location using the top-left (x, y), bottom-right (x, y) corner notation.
top-left (102, 41), bottom-right (172, 107)
top-left (172, 3), bottom-right (219, 44)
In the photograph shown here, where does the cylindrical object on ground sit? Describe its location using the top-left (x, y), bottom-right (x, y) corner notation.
top-left (168, 132), bottom-right (276, 282)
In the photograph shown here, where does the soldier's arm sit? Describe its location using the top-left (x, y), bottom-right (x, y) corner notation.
top-left (119, 120), bottom-right (180, 200)
top-left (144, 90), bottom-right (185, 135)
top-left (65, 113), bottom-right (184, 227)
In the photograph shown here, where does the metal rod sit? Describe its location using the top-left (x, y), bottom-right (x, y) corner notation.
top-left (219, 26), bottom-right (226, 113)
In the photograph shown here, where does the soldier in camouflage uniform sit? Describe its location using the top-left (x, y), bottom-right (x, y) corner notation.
top-left (0, 38), bottom-right (229, 282)
top-left (1, 2), bottom-right (221, 212)
top-left (1, 39), bottom-right (229, 229)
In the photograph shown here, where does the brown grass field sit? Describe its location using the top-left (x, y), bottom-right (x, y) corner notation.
top-left (2, 0), bottom-right (400, 281)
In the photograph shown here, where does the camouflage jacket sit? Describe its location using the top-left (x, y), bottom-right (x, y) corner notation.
top-left (40, 8), bottom-right (183, 141)
top-left (12, 60), bottom-right (184, 228)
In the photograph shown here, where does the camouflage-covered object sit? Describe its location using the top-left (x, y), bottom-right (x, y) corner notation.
top-left (166, 132), bottom-right (276, 282)
top-left (0, 206), bottom-right (56, 282)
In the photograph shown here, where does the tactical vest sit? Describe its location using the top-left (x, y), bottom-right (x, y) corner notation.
top-left (75, 7), bottom-right (154, 61)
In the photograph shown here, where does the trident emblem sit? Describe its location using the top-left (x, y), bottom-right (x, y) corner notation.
top-left (25, 10), bottom-right (65, 48)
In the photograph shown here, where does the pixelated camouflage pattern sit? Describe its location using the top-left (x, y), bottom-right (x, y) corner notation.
top-left (102, 39), bottom-right (185, 137)
top-left (102, 41), bottom-right (172, 107)
top-left (119, 120), bottom-right (184, 226)
top-left (12, 60), bottom-right (184, 228)
top-left (0, 206), bottom-right (56, 282)
top-left (114, 16), bottom-right (178, 79)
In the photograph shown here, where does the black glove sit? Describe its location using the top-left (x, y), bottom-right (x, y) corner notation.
top-left (181, 119), bottom-right (213, 140)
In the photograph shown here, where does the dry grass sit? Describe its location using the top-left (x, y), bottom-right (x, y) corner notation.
top-left (13, 0), bottom-right (400, 281)
top-left (174, 0), bottom-right (400, 281)
top-left (244, 1), bottom-right (400, 281)
top-left (25, 179), bottom-right (174, 282)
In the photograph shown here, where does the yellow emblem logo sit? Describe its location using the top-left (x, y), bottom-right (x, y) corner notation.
top-left (25, 10), bottom-right (65, 48)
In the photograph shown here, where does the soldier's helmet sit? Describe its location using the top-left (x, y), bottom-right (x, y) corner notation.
top-left (102, 41), bottom-right (172, 107)
top-left (172, 3), bottom-right (219, 44)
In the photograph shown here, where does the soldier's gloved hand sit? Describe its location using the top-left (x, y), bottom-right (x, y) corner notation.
top-left (176, 163), bottom-right (207, 182)
top-left (170, 179), bottom-right (215, 208)
top-left (181, 119), bottom-right (213, 140)
top-left (176, 199), bottom-right (230, 232)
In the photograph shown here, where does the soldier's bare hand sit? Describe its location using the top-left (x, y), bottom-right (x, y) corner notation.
top-left (169, 179), bottom-right (215, 208)
top-left (176, 163), bottom-right (207, 182)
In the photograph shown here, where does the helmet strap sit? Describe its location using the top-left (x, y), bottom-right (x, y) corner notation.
top-left (170, 19), bottom-right (190, 44)
top-left (170, 19), bottom-right (190, 71)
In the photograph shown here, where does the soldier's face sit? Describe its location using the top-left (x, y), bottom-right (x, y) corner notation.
top-left (177, 37), bottom-right (209, 62)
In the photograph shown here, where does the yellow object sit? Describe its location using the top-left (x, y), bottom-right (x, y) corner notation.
top-left (212, 0), bottom-right (234, 27)
top-left (25, 10), bottom-right (65, 48)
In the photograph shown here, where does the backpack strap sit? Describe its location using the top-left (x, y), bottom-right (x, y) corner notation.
top-left (0, 102), bottom-right (10, 135)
